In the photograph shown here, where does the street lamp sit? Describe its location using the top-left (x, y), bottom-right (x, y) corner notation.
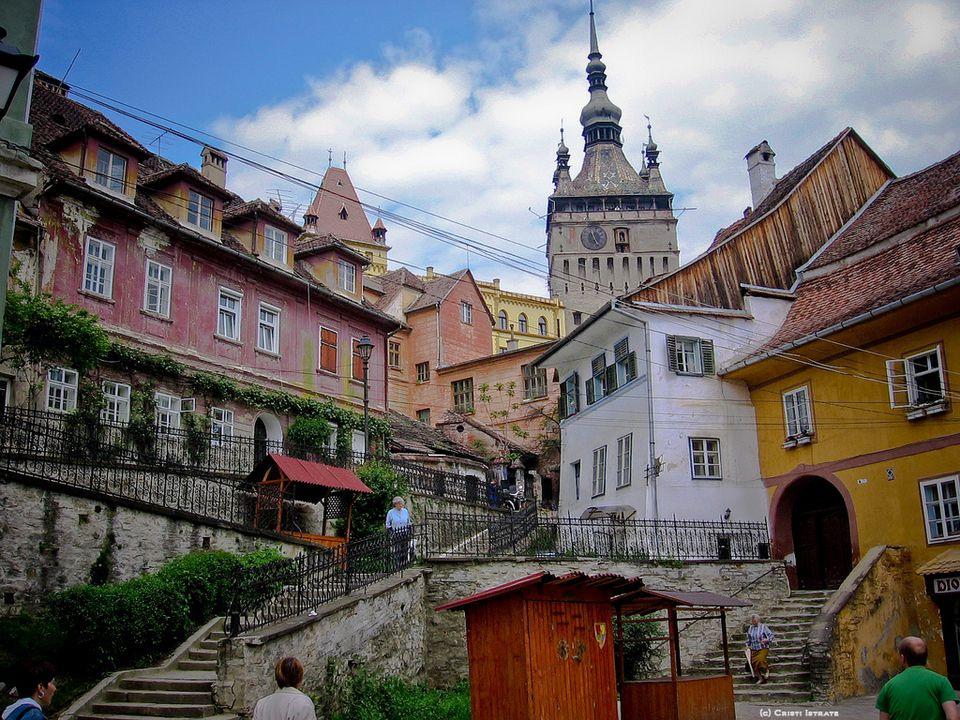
top-left (356, 335), bottom-right (375, 455)
top-left (0, 27), bottom-right (40, 123)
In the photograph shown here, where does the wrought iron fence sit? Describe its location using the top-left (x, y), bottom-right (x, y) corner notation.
top-left (422, 509), bottom-right (771, 562)
top-left (227, 526), bottom-right (423, 635)
top-left (0, 408), bottom-right (498, 512)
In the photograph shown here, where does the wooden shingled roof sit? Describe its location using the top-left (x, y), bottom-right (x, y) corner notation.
top-left (625, 128), bottom-right (894, 310)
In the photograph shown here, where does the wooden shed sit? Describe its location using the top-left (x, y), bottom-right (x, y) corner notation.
top-left (246, 453), bottom-right (372, 548)
top-left (436, 571), bottom-right (749, 720)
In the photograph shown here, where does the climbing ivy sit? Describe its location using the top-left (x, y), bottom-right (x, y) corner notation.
top-left (1, 290), bottom-right (391, 443)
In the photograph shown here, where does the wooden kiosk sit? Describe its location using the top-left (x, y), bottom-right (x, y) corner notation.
top-left (246, 453), bottom-right (372, 548)
top-left (436, 571), bottom-right (748, 720)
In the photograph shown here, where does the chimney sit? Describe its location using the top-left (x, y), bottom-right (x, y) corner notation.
top-left (745, 140), bottom-right (776, 207)
top-left (425, 266), bottom-right (436, 279)
top-left (268, 198), bottom-right (282, 212)
top-left (303, 212), bottom-right (318, 228)
top-left (201, 146), bottom-right (228, 188)
top-left (492, 278), bottom-right (500, 289)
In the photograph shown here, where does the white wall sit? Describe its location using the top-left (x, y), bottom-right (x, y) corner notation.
top-left (551, 297), bottom-right (791, 523)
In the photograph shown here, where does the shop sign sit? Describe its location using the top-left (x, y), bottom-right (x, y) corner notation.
top-left (932, 575), bottom-right (960, 595)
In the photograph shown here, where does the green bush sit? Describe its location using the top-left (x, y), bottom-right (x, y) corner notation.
top-left (0, 547), bottom-right (283, 687)
top-left (351, 461), bottom-right (409, 538)
top-left (312, 671), bottom-right (470, 720)
top-left (621, 614), bottom-right (665, 680)
top-left (286, 416), bottom-right (333, 456)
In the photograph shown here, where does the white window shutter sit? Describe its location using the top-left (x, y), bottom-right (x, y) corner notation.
top-left (885, 359), bottom-right (910, 408)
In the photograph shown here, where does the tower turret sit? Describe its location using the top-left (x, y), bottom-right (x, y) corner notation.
top-left (579, 0), bottom-right (623, 148)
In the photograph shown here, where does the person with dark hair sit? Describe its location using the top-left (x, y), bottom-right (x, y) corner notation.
top-left (252, 657), bottom-right (316, 720)
top-left (877, 636), bottom-right (958, 720)
top-left (2, 661), bottom-right (56, 720)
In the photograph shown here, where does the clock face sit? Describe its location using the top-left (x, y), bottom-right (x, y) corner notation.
top-left (581, 225), bottom-right (607, 250)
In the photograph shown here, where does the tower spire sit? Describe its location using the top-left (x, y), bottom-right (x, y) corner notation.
top-left (579, 1), bottom-right (623, 148)
top-left (644, 115), bottom-right (660, 168)
top-left (553, 121), bottom-right (571, 190)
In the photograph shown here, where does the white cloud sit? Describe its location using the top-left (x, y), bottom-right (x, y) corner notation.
top-left (214, 0), bottom-right (960, 298)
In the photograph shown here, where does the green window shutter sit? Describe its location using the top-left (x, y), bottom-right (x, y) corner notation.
top-left (666, 335), bottom-right (678, 372)
top-left (591, 354), bottom-right (606, 377)
top-left (605, 364), bottom-right (618, 394)
top-left (586, 376), bottom-right (596, 405)
top-left (571, 372), bottom-right (580, 412)
top-left (701, 339), bottom-right (716, 375)
top-left (559, 382), bottom-right (568, 418)
top-left (625, 352), bottom-right (638, 382)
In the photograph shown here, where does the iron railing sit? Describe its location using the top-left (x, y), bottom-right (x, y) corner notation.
top-left (422, 509), bottom-right (771, 562)
top-left (227, 526), bottom-right (423, 635)
top-left (0, 408), bottom-right (499, 511)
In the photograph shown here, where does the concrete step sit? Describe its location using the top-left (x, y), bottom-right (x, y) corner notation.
top-left (118, 678), bottom-right (213, 693)
top-left (91, 703), bottom-right (215, 718)
top-left (177, 660), bottom-right (217, 672)
top-left (734, 674), bottom-right (810, 687)
top-left (104, 690), bottom-right (212, 705)
top-left (734, 688), bottom-right (813, 703)
top-left (700, 660), bottom-right (807, 674)
top-left (198, 640), bottom-right (220, 651)
top-left (188, 649), bottom-right (217, 661)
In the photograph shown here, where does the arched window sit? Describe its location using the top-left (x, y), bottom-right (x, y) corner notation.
top-left (615, 228), bottom-right (629, 253)
top-left (498, 310), bottom-right (508, 330)
top-left (518, 314), bottom-right (528, 333)
top-left (538, 316), bottom-right (548, 336)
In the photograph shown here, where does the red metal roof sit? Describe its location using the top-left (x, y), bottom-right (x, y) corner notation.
top-left (435, 572), bottom-right (645, 612)
top-left (267, 454), bottom-right (372, 494)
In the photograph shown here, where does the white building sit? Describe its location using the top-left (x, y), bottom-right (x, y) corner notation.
top-left (535, 295), bottom-right (789, 523)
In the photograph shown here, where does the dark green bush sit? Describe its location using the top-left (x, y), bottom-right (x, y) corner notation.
top-left (156, 550), bottom-right (242, 624)
top-left (286, 416), bottom-right (332, 456)
top-left (350, 461), bottom-right (409, 538)
top-left (311, 671), bottom-right (470, 720)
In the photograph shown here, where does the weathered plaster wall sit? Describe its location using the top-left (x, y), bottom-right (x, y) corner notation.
top-left (0, 478), bottom-right (308, 612)
top-left (423, 557), bottom-right (788, 687)
top-left (807, 546), bottom-right (920, 702)
top-left (215, 570), bottom-right (427, 717)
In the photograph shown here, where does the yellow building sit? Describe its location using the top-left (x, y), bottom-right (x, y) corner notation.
top-left (476, 278), bottom-right (565, 352)
top-left (724, 151), bottom-right (960, 687)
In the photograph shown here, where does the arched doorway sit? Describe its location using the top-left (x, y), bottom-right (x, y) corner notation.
top-left (790, 477), bottom-right (853, 589)
top-left (253, 413), bottom-right (283, 461)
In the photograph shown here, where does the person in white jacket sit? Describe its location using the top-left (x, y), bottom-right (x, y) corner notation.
top-left (252, 657), bottom-right (316, 720)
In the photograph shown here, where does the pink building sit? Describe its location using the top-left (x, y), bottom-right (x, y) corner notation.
top-left (11, 72), bottom-right (399, 450)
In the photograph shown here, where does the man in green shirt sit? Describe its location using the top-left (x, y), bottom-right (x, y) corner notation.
top-left (877, 636), bottom-right (958, 720)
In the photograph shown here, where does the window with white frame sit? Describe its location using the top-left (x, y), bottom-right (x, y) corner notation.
top-left (538, 317), bottom-right (548, 336)
top-left (94, 147), bottom-right (127, 193)
top-left (452, 378), bottom-right (474, 413)
top-left (0, 376), bottom-right (10, 407)
top-left (257, 303), bottom-right (280, 353)
top-left (666, 336), bottom-right (715, 376)
top-left (522, 364), bottom-right (548, 400)
top-left (217, 288), bottom-right (242, 340)
top-left (210, 407), bottom-right (234, 443)
top-left (351, 429), bottom-right (366, 455)
top-left (83, 237), bottom-right (115, 298)
top-left (560, 372), bottom-right (579, 419)
top-left (187, 190), bottom-right (214, 231)
top-left (783, 386), bottom-right (814, 438)
top-left (388, 341), bottom-right (401, 369)
top-left (327, 423), bottom-right (338, 451)
top-left (46, 367), bottom-right (78, 413)
top-left (461, 301), bottom-right (473, 325)
top-left (338, 260), bottom-right (356, 293)
top-left (587, 353), bottom-right (608, 405)
top-left (416, 362), bottom-right (429, 384)
top-left (498, 311), bottom-right (508, 330)
top-left (155, 392), bottom-right (181, 431)
top-left (921, 475), bottom-right (960, 543)
top-left (616, 434), bottom-right (632, 488)
top-left (264, 225), bottom-right (288, 263)
top-left (518, 313), bottom-right (528, 333)
top-left (614, 337), bottom-right (638, 386)
top-left (572, 460), bottom-right (581, 501)
top-left (143, 260), bottom-right (172, 316)
top-left (689, 437), bottom-right (722, 480)
top-left (591, 446), bottom-right (607, 497)
top-left (887, 347), bottom-right (947, 410)
top-left (101, 380), bottom-right (131, 424)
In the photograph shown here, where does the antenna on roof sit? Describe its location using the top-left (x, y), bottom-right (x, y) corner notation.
top-left (61, 48), bottom-right (81, 85)
top-left (327, 148), bottom-right (333, 168)
top-left (343, 151), bottom-right (347, 170)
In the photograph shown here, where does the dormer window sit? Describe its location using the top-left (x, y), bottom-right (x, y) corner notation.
top-left (338, 260), bottom-right (356, 293)
top-left (264, 225), bottom-right (287, 263)
top-left (94, 148), bottom-right (127, 193)
top-left (338, 205), bottom-right (349, 220)
top-left (188, 190), bottom-right (214, 231)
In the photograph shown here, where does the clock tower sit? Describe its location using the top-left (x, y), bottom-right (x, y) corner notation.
top-left (546, 3), bottom-right (679, 328)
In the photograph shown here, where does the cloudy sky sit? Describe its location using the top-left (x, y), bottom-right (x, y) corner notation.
top-left (41, 0), bottom-right (960, 296)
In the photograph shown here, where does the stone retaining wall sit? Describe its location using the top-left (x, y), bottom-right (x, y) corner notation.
top-left (0, 477), bottom-right (309, 612)
top-left (215, 570), bottom-right (428, 716)
top-left (423, 557), bottom-right (789, 686)
top-left (807, 545), bottom-right (920, 702)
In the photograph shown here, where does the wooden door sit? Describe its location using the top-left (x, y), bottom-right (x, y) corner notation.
top-left (793, 504), bottom-right (852, 589)
top-left (526, 601), bottom-right (618, 720)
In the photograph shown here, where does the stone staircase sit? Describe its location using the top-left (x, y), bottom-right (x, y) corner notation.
top-left (69, 624), bottom-right (238, 720)
top-left (692, 589), bottom-right (834, 704)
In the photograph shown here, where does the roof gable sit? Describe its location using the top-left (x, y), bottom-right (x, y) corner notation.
top-left (305, 167), bottom-right (375, 243)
